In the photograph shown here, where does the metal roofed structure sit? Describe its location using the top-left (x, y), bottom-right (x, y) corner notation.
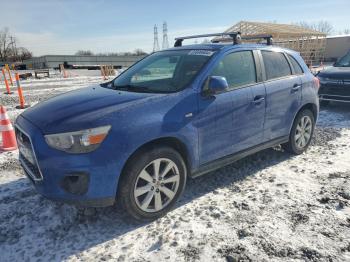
top-left (221, 21), bottom-right (327, 65)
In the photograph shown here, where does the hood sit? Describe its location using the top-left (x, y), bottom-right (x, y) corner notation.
top-left (318, 66), bottom-right (350, 79)
top-left (21, 85), bottom-right (158, 133)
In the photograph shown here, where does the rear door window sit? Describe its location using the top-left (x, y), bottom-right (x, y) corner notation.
top-left (261, 51), bottom-right (292, 80)
top-left (210, 51), bottom-right (257, 89)
top-left (287, 54), bottom-right (304, 75)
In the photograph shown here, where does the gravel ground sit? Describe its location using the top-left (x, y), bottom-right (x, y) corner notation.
top-left (0, 74), bottom-right (349, 262)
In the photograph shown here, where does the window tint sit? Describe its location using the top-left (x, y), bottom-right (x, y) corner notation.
top-left (261, 51), bottom-right (291, 80)
top-left (211, 51), bottom-right (256, 89)
top-left (287, 54), bottom-right (304, 74)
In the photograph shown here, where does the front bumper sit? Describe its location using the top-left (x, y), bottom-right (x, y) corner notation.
top-left (319, 82), bottom-right (350, 103)
top-left (15, 115), bottom-right (123, 207)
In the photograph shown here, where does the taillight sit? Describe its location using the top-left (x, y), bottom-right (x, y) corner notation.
top-left (313, 77), bottom-right (320, 91)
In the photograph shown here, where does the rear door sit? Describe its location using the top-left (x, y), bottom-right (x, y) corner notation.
top-left (260, 50), bottom-right (302, 141)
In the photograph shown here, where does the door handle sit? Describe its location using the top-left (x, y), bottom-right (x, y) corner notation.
top-left (253, 96), bottom-right (265, 104)
top-left (291, 84), bottom-right (301, 92)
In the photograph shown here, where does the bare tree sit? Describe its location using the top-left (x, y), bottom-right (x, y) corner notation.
top-left (133, 49), bottom-right (147, 56)
top-left (0, 27), bottom-right (13, 61)
top-left (316, 20), bottom-right (334, 35)
top-left (294, 20), bottom-right (334, 35)
top-left (17, 47), bottom-right (32, 61)
top-left (0, 27), bottom-right (33, 62)
top-left (344, 29), bottom-right (350, 35)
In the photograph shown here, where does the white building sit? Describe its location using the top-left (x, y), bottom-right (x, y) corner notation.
top-left (325, 35), bottom-right (350, 61)
top-left (23, 55), bottom-right (145, 69)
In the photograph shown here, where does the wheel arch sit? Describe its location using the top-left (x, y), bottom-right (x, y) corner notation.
top-left (119, 136), bottom-right (192, 183)
top-left (299, 103), bottom-right (318, 120)
top-left (289, 102), bottom-right (318, 133)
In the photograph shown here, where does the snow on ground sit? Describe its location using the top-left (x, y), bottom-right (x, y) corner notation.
top-left (0, 73), bottom-right (349, 262)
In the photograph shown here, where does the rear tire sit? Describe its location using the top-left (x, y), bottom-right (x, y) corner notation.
top-left (117, 146), bottom-right (187, 222)
top-left (282, 109), bottom-right (315, 155)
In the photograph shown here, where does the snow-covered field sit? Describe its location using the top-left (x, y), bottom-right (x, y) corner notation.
top-left (0, 73), bottom-right (349, 262)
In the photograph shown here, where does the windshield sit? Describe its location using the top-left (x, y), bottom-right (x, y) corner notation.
top-left (111, 50), bottom-right (215, 93)
top-left (334, 51), bottom-right (350, 67)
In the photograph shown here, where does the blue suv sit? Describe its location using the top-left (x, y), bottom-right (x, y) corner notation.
top-left (15, 33), bottom-right (319, 221)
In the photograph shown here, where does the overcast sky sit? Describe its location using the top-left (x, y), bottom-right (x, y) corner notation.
top-left (2, 0), bottom-right (349, 56)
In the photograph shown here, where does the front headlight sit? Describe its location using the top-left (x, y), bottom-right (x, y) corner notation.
top-left (45, 125), bottom-right (111, 153)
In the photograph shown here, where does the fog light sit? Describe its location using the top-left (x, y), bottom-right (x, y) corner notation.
top-left (61, 173), bottom-right (89, 195)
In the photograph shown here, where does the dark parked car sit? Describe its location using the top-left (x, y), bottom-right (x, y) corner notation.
top-left (15, 33), bottom-right (319, 221)
top-left (318, 51), bottom-right (350, 105)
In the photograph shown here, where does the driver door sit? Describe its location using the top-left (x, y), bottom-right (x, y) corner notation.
top-left (196, 50), bottom-right (265, 165)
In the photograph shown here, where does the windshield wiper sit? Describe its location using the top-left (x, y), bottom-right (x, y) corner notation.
top-left (114, 84), bottom-right (154, 93)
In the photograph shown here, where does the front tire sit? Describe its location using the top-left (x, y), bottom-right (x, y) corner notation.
top-left (118, 146), bottom-right (187, 222)
top-left (282, 109), bottom-right (315, 155)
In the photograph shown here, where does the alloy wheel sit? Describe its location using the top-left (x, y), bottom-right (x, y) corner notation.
top-left (133, 158), bottom-right (180, 213)
top-left (294, 115), bottom-right (312, 149)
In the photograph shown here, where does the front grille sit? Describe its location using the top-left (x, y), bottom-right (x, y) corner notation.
top-left (15, 126), bottom-right (43, 181)
top-left (319, 94), bottom-right (350, 102)
top-left (20, 153), bottom-right (42, 180)
top-left (319, 84), bottom-right (350, 96)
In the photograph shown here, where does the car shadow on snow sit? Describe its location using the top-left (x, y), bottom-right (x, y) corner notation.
top-left (1, 147), bottom-right (296, 261)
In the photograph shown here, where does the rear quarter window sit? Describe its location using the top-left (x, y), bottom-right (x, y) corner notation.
top-left (261, 51), bottom-right (292, 80)
top-left (287, 54), bottom-right (304, 75)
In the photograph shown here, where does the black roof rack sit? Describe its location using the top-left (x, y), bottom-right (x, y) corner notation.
top-left (241, 34), bottom-right (273, 45)
top-left (174, 32), bottom-right (241, 47)
top-left (174, 32), bottom-right (273, 47)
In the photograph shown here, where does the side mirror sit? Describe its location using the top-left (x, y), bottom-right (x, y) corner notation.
top-left (203, 76), bottom-right (229, 96)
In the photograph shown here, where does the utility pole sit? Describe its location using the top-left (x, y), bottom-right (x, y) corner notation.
top-left (162, 21), bottom-right (169, 50)
top-left (153, 24), bottom-right (160, 52)
top-left (9, 36), bottom-right (17, 62)
top-left (14, 37), bottom-right (18, 60)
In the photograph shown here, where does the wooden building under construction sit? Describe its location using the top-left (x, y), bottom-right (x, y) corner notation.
top-left (223, 21), bottom-right (327, 65)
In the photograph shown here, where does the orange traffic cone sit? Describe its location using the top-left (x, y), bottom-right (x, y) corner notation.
top-left (15, 73), bottom-right (30, 109)
top-left (5, 64), bottom-right (13, 86)
top-left (1, 68), bottom-right (13, 94)
top-left (0, 105), bottom-right (17, 151)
